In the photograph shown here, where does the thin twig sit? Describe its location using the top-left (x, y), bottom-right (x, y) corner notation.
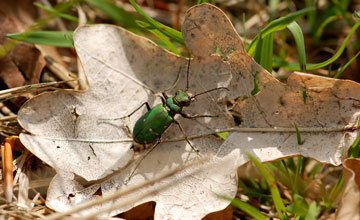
top-left (35, 125), bottom-right (358, 144)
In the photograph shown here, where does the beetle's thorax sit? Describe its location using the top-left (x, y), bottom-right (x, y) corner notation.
top-left (165, 90), bottom-right (193, 115)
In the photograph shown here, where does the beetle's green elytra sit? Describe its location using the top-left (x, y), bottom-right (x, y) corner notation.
top-left (133, 89), bottom-right (195, 144)
top-left (133, 103), bottom-right (173, 144)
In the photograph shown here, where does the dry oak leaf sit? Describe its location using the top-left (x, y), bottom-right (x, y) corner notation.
top-left (336, 158), bottom-right (360, 220)
top-left (183, 6), bottom-right (360, 165)
top-left (17, 3), bottom-right (360, 220)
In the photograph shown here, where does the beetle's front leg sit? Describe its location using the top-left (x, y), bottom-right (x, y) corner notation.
top-left (180, 112), bottom-right (219, 119)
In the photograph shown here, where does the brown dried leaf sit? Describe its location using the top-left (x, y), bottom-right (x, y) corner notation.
top-left (183, 4), bottom-right (359, 166)
top-left (336, 158), bottom-right (360, 220)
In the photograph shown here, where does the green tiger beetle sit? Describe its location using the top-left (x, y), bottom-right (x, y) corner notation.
top-left (106, 57), bottom-right (228, 183)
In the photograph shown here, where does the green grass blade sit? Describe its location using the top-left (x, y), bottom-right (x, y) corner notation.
top-left (338, 0), bottom-right (351, 11)
top-left (287, 22), bottom-right (306, 72)
top-left (273, 20), bottom-right (360, 70)
top-left (302, 90), bottom-right (307, 104)
top-left (286, 194), bottom-right (320, 219)
top-left (286, 194), bottom-right (309, 217)
top-left (6, 31), bottom-right (73, 48)
top-left (332, 0), bottom-right (353, 25)
top-left (85, 0), bottom-right (137, 28)
top-left (348, 136), bottom-right (360, 158)
top-left (305, 20), bottom-right (359, 70)
top-left (355, 11), bottom-right (360, 19)
top-left (305, 0), bottom-right (316, 34)
top-left (136, 21), bottom-right (180, 55)
top-left (247, 153), bottom-right (286, 219)
top-left (259, 32), bottom-right (274, 72)
top-left (34, 3), bottom-right (79, 22)
top-left (286, 158), bottom-right (295, 171)
top-left (221, 196), bottom-right (267, 220)
top-left (293, 156), bottom-right (303, 195)
top-left (268, 0), bottom-right (280, 20)
top-left (216, 131), bottom-right (228, 140)
top-left (306, 201), bottom-right (321, 220)
top-left (249, 178), bottom-right (262, 192)
top-left (251, 71), bottom-right (260, 96)
top-left (323, 172), bottom-right (343, 212)
top-left (333, 50), bottom-right (360, 78)
top-left (242, 13), bottom-right (248, 47)
top-left (148, 30), bottom-right (180, 55)
top-left (313, 15), bottom-right (341, 44)
top-left (253, 30), bottom-right (263, 63)
top-left (248, 7), bottom-right (315, 56)
top-left (129, 0), bottom-right (184, 44)
top-left (309, 162), bottom-right (322, 179)
top-left (0, 0), bottom-right (78, 57)
top-left (294, 123), bottom-right (303, 145)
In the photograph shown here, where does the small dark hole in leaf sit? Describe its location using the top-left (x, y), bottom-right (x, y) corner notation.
top-left (94, 188), bottom-right (102, 196)
top-left (67, 193), bottom-right (75, 200)
top-left (279, 97), bottom-right (285, 105)
top-left (56, 146), bottom-right (60, 149)
top-left (231, 111), bottom-right (242, 125)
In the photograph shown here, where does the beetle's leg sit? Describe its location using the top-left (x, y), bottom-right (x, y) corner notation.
top-left (160, 95), bottom-right (167, 105)
top-left (121, 124), bottom-right (133, 139)
top-left (173, 119), bottom-right (200, 155)
top-left (124, 139), bottom-right (162, 185)
top-left (180, 112), bottom-right (219, 119)
top-left (98, 102), bottom-right (151, 121)
top-left (126, 102), bottom-right (151, 117)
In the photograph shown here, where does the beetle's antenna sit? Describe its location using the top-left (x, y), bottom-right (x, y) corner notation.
top-left (164, 67), bottom-right (181, 91)
top-left (186, 55), bottom-right (191, 91)
top-left (192, 87), bottom-right (229, 98)
top-left (164, 55), bottom-right (192, 92)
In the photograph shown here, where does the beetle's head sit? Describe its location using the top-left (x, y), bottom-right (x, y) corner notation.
top-left (174, 90), bottom-right (194, 107)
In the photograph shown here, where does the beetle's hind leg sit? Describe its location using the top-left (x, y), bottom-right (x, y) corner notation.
top-left (124, 139), bottom-right (162, 184)
top-left (125, 102), bottom-right (151, 117)
top-left (173, 119), bottom-right (200, 155)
